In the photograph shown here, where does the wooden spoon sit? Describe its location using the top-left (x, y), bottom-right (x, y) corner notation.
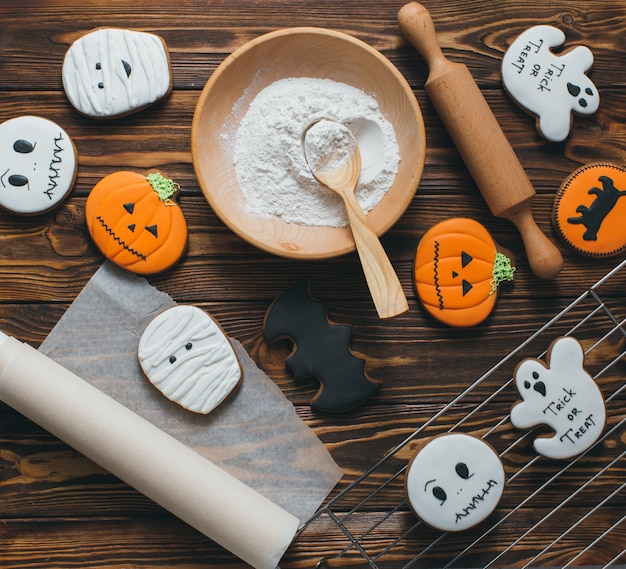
top-left (304, 120), bottom-right (409, 318)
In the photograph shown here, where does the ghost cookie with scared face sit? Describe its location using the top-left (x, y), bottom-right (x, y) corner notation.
top-left (0, 116), bottom-right (77, 215)
top-left (501, 25), bottom-right (599, 142)
top-left (405, 433), bottom-right (506, 532)
top-left (138, 305), bottom-right (243, 415)
top-left (510, 336), bottom-right (606, 460)
top-left (62, 28), bottom-right (172, 118)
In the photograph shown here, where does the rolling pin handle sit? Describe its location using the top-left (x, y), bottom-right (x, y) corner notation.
top-left (398, 2), bottom-right (447, 72)
top-left (508, 208), bottom-right (563, 280)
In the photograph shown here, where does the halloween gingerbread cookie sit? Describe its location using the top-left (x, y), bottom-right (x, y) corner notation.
top-left (62, 28), bottom-right (172, 118)
top-left (138, 305), bottom-right (242, 414)
top-left (405, 433), bottom-right (505, 532)
top-left (85, 170), bottom-right (188, 274)
top-left (413, 218), bottom-right (515, 327)
top-left (553, 163), bottom-right (626, 258)
top-left (264, 281), bottom-right (380, 412)
top-left (510, 336), bottom-right (606, 460)
top-left (0, 116), bottom-right (77, 215)
top-left (501, 25), bottom-right (599, 142)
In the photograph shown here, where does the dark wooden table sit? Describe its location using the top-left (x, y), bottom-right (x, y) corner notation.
top-left (1, 1), bottom-right (624, 567)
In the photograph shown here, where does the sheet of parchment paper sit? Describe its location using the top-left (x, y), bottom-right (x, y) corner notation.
top-left (39, 261), bottom-right (343, 523)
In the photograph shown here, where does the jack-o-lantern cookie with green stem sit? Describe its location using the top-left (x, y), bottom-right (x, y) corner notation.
top-left (414, 218), bottom-right (515, 327)
top-left (86, 170), bottom-right (188, 274)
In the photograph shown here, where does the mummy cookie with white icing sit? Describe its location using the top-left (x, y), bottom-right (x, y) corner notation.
top-left (138, 305), bottom-right (242, 414)
top-left (501, 25), bottom-right (599, 142)
top-left (62, 28), bottom-right (172, 118)
top-left (510, 336), bottom-right (606, 460)
top-left (0, 116), bottom-right (77, 215)
top-left (405, 434), bottom-right (505, 532)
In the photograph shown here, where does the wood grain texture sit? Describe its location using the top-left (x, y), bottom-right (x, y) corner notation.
top-left (0, 0), bottom-right (625, 568)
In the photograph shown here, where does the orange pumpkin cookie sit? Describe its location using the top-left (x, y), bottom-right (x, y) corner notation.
top-left (413, 218), bottom-right (515, 327)
top-left (86, 170), bottom-right (188, 274)
top-left (553, 163), bottom-right (626, 257)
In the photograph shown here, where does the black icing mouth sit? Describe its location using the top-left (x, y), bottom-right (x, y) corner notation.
top-left (96, 215), bottom-right (146, 261)
top-left (455, 479), bottom-right (500, 523)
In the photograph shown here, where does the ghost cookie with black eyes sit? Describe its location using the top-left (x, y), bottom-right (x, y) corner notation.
top-left (85, 170), bottom-right (188, 275)
top-left (510, 336), bottom-right (606, 460)
top-left (405, 433), bottom-right (505, 532)
top-left (0, 116), bottom-right (77, 215)
top-left (62, 28), bottom-right (172, 118)
top-left (138, 305), bottom-right (243, 414)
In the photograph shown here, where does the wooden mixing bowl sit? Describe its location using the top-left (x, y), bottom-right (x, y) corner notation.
top-left (191, 27), bottom-right (426, 259)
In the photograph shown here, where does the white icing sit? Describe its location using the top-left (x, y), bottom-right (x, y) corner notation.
top-left (138, 305), bottom-right (241, 414)
top-left (62, 28), bottom-right (171, 117)
top-left (510, 336), bottom-right (606, 460)
top-left (501, 25), bottom-right (599, 142)
top-left (0, 116), bottom-right (76, 215)
top-left (405, 433), bottom-right (505, 532)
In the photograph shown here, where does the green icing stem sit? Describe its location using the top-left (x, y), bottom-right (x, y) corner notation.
top-left (146, 172), bottom-right (179, 203)
top-left (490, 252), bottom-right (515, 296)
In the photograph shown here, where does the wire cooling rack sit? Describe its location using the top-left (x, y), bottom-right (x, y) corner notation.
top-left (299, 257), bottom-right (626, 569)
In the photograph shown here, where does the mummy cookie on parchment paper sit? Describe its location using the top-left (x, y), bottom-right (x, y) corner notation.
top-left (138, 305), bottom-right (242, 414)
top-left (510, 336), bottom-right (606, 460)
top-left (62, 28), bottom-right (172, 118)
top-left (501, 25), bottom-right (599, 142)
top-left (0, 116), bottom-right (77, 215)
top-left (405, 433), bottom-right (505, 532)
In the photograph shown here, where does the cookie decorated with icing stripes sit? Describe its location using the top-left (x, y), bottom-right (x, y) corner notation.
top-left (138, 305), bottom-right (242, 414)
top-left (62, 28), bottom-right (172, 118)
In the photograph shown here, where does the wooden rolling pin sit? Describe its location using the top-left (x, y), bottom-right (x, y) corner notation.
top-left (398, 2), bottom-right (563, 280)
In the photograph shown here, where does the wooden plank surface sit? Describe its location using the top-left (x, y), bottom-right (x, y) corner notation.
top-left (0, 1), bottom-right (625, 567)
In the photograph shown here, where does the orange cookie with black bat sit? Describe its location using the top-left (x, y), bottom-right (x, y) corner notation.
top-left (553, 163), bottom-right (626, 258)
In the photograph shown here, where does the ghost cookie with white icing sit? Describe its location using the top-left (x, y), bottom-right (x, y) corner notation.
top-left (138, 305), bottom-right (242, 414)
top-left (501, 25), bottom-right (599, 142)
top-left (62, 28), bottom-right (172, 118)
top-left (510, 336), bottom-right (606, 460)
top-left (0, 116), bottom-right (77, 215)
top-left (405, 433), bottom-right (505, 532)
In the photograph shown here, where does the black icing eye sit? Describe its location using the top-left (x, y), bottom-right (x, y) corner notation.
top-left (122, 59), bottom-right (132, 78)
top-left (524, 380), bottom-right (531, 389)
top-left (169, 355), bottom-right (176, 364)
top-left (455, 462), bottom-right (473, 480)
top-left (146, 224), bottom-right (158, 238)
top-left (8, 174), bottom-right (28, 187)
top-left (95, 62), bottom-right (102, 70)
top-left (532, 371), bottom-right (540, 380)
top-left (432, 486), bottom-right (447, 504)
top-left (123, 202), bottom-right (135, 214)
top-left (13, 139), bottom-right (35, 153)
top-left (185, 342), bottom-right (192, 350)
top-left (98, 82), bottom-right (104, 89)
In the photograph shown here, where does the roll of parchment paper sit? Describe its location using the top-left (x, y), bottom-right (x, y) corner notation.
top-left (0, 332), bottom-right (300, 569)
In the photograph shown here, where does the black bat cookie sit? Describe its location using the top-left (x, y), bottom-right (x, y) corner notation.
top-left (264, 281), bottom-right (380, 412)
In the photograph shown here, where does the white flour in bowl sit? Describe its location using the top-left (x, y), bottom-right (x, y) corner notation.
top-left (228, 77), bottom-right (400, 227)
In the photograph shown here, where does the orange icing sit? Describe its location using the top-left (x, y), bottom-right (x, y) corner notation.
top-left (86, 171), bottom-right (187, 274)
top-left (553, 163), bottom-right (626, 257)
top-left (414, 218), bottom-right (502, 327)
